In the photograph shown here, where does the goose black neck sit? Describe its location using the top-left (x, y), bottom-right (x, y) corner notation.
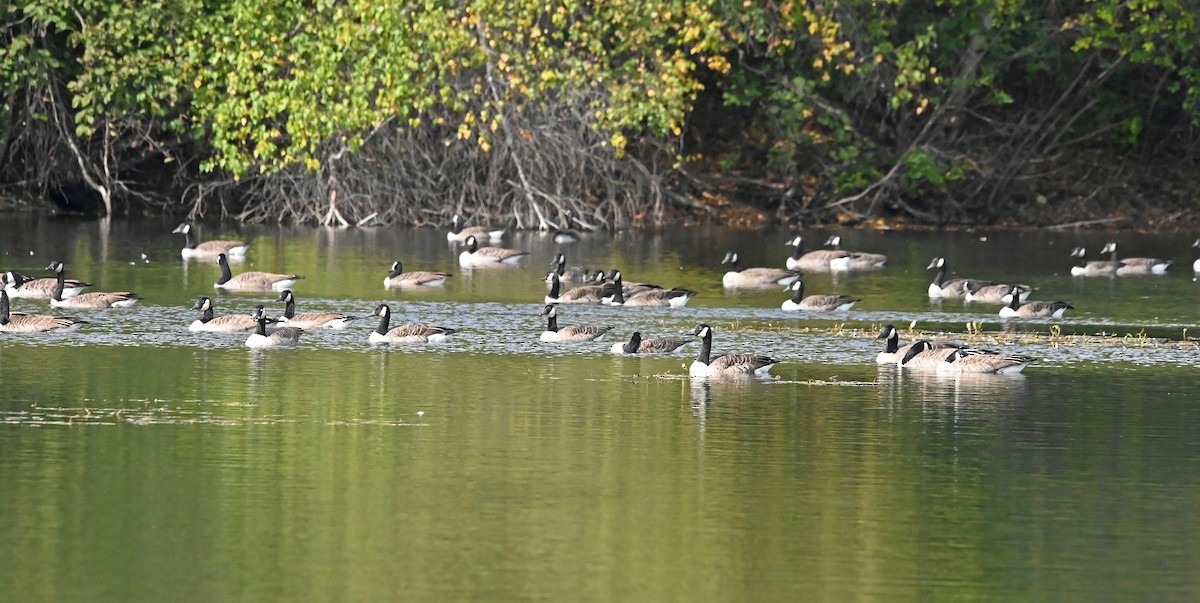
top-left (52, 267), bottom-right (65, 301)
top-left (217, 256), bottom-right (233, 285)
top-left (623, 333), bottom-right (641, 353)
top-left (283, 299), bottom-right (296, 319)
top-left (1006, 287), bottom-right (1021, 310)
top-left (790, 282), bottom-right (805, 303)
top-left (375, 308), bottom-right (391, 335)
top-left (1108, 246), bottom-right (1119, 263)
top-left (388, 263), bottom-right (403, 278)
top-left (554, 256), bottom-right (565, 276)
top-left (932, 263), bottom-right (946, 286)
top-left (546, 311), bottom-right (558, 333)
top-left (1075, 252), bottom-right (1087, 268)
top-left (696, 329), bottom-right (712, 365)
top-left (790, 239), bottom-right (804, 260)
top-left (610, 276), bottom-right (625, 304)
top-left (255, 316), bottom-right (269, 336)
top-left (181, 228), bottom-right (196, 250)
top-left (465, 237), bottom-right (478, 253)
top-left (0, 290), bottom-right (10, 324)
top-left (547, 274), bottom-right (562, 299)
top-left (450, 218), bottom-right (464, 235)
top-left (884, 330), bottom-right (898, 353)
top-left (200, 305), bottom-right (214, 323)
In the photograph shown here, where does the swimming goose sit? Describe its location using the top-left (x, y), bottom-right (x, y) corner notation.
top-left (539, 304), bottom-right (613, 342)
top-left (0, 289), bottom-right (87, 333)
top-left (688, 323), bottom-right (779, 377)
top-left (550, 254), bottom-right (590, 282)
top-left (610, 331), bottom-right (695, 354)
top-left (998, 286), bottom-right (1072, 318)
top-left (964, 281), bottom-right (1033, 304)
top-left (927, 257), bottom-right (991, 298)
top-left (458, 235), bottom-right (528, 268)
top-left (245, 306), bottom-right (302, 348)
top-left (936, 348), bottom-right (1034, 375)
top-left (544, 271), bottom-right (614, 304)
top-left (780, 280), bottom-right (860, 312)
top-left (215, 253), bottom-right (303, 291)
top-left (276, 290), bottom-right (358, 329)
top-left (172, 222), bottom-right (249, 259)
top-left (721, 252), bottom-right (801, 288)
top-left (784, 235), bottom-right (849, 270)
top-left (384, 261), bottom-right (451, 287)
top-left (368, 303), bottom-right (456, 343)
top-left (874, 324), bottom-right (967, 364)
top-left (824, 236), bottom-right (888, 271)
top-left (188, 296), bottom-right (259, 332)
top-left (550, 211), bottom-right (582, 243)
top-left (446, 214), bottom-right (505, 243)
top-left (46, 261), bottom-right (140, 308)
top-left (1103, 241), bottom-right (1170, 275)
top-left (604, 271), bottom-right (692, 307)
top-left (896, 340), bottom-right (962, 369)
top-left (1069, 246), bottom-right (1118, 276)
top-left (3, 270), bottom-right (90, 299)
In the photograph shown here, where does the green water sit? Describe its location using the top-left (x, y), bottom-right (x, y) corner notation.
top-left (2, 216), bottom-right (1199, 601)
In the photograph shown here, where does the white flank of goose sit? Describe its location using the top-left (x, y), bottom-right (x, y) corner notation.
top-left (610, 331), bottom-right (695, 354)
top-left (605, 271), bottom-right (694, 307)
top-left (368, 303), bottom-right (456, 343)
top-left (446, 214), bottom-right (505, 243)
top-left (3, 270), bottom-right (90, 299)
top-left (539, 304), bottom-right (612, 342)
top-left (936, 348), bottom-right (1034, 375)
top-left (544, 271), bottom-right (614, 304)
top-left (927, 257), bottom-right (992, 298)
top-left (188, 296), bottom-right (259, 332)
top-left (276, 290), bottom-right (357, 329)
top-left (215, 253), bottom-right (303, 291)
top-left (721, 252), bottom-right (801, 288)
top-left (784, 235), bottom-right (849, 271)
top-left (245, 306), bottom-right (302, 348)
top-left (688, 323), bottom-right (778, 378)
top-left (824, 235), bottom-right (888, 271)
top-left (458, 235), bottom-right (528, 268)
top-left (45, 261), bottom-right (139, 308)
top-left (1069, 246), bottom-right (1119, 276)
top-left (1103, 241), bottom-right (1170, 275)
top-left (998, 286), bottom-right (1072, 318)
top-left (384, 261), bottom-right (451, 287)
top-left (0, 289), bottom-right (87, 333)
top-left (780, 280), bottom-right (860, 312)
top-left (173, 222), bottom-right (249, 259)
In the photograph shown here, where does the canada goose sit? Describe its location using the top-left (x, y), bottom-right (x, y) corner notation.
top-left (936, 348), bottom-right (1034, 375)
top-left (927, 257), bottom-right (991, 298)
top-left (45, 261), bottom-right (140, 308)
top-left (368, 303), bottom-right (456, 343)
top-left (245, 305), bottom-right (302, 348)
top-left (458, 235), bottom-right (528, 268)
top-left (688, 323), bottom-right (779, 377)
top-left (550, 211), bottom-right (582, 243)
top-left (896, 340), bottom-right (962, 369)
top-left (2, 270), bottom-right (90, 299)
top-left (446, 214), bottom-right (505, 243)
top-left (605, 272), bottom-right (696, 307)
top-left (172, 222), bottom-right (249, 259)
top-left (215, 253), bottom-right (303, 291)
top-left (549, 254), bottom-right (590, 282)
top-left (1103, 241), bottom-right (1171, 275)
top-left (721, 252), bottom-right (801, 288)
top-left (384, 261), bottom-right (451, 287)
top-left (998, 285), bottom-right (1072, 318)
top-left (874, 324), bottom-right (968, 364)
top-left (0, 289), bottom-right (87, 333)
top-left (276, 290), bottom-right (358, 329)
top-left (610, 331), bottom-right (695, 354)
top-left (780, 280), bottom-right (860, 312)
top-left (544, 271), bottom-right (614, 304)
top-left (539, 304), bottom-right (613, 342)
top-left (1069, 246), bottom-right (1118, 276)
top-left (603, 269), bottom-right (662, 296)
top-left (824, 235), bottom-right (888, 270)
top-left (188, 296), bottom-right (259, 332)
top-left (964, 281), bottom-right (1033, 304)
top-left (784, 235), bottom-right (849, 270)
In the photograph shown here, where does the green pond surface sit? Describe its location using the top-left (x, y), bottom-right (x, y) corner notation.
top-left (1, 216), bottom-right (1199, 601)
